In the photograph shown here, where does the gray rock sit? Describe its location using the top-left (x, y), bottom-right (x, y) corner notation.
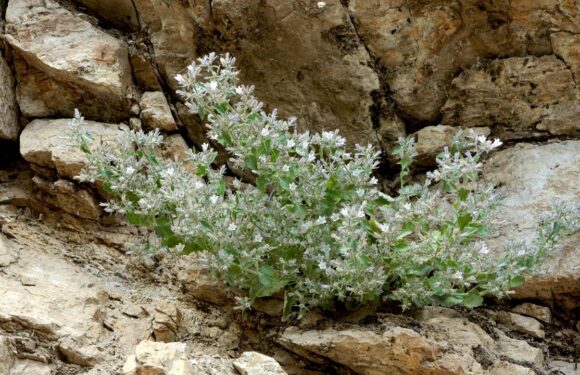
top-left (0, 55), bottom-right (19, 141)
top-left (512, 303), bottom-right (552, 324)
top-left (233, 352), bottom-right (287, 375)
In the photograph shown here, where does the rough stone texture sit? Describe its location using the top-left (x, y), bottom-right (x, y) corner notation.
top-left (0, 54), bottom-right (19, 141)
top-left (512, 303), bottom-right (552, 324)
top-left (5, 0), bottom-right (133, 122)
top-left (122, 340), bottom-right (194, 375)
top-left (20, 119), bottom-right (128, 179)
top-left (73, 0), bottom-right (139, 30)
top-left (32, 176), bottom-right (100, 219)
top-left (233, 352), bottom-right (287, 375)
top-left (484, 141), bottom-right (580, 309)
top-left (495, 312), bottom-right (545, 339)
top-left (151, 302), bottom-right (182, 343)
top-left (442, 56), bottom-right (579, 140)
top-left (490, 361), bottom-right (534, 375)
top-left (177, 266), bottom-right (232, 306)
top-left (140, 91), bottom-right (178, 131)
top-left (493, 330), bottom-right (544, 366)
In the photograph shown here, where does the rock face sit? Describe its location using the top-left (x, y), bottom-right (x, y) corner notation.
top-left (140, 91), bottom-right (178, 131)
top-left (5, 0), bottom-right (134, 122)
top-left (122, 340), bottom-right (193, 375)
top-left (484, 141), bottom-right (580, 309)
top-left (20, 119), bottom-right (128, 179)
top-left (0, 55), bottom-right (19, 141)
top-left (233, 352), bottom-right (287, 375)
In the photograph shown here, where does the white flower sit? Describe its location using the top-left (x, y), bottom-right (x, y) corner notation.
top-left (480, 244), bottom-right (489, 254)
top-left (282, 165), bottom-right (290, 172)
top-left (125, 166), bottom-right (135, 175)
top-left (210, 195), bottom-right (219, 204)
top-left (453, 271), bottom-right (463, 280)
top-left (369, 177), bottom-right (378, 185)
top-left (317, 1), bottom-right (326, 9)
top-left (289, 183), bottom-right (297, 191)
top-left (235, 86), bottom-right (244, 96)
top-left (287, 139), bottom-right (296, 148)
top-left (227, 223), bottom-right (237, 232)
top-left (315, 217), bottom-right (327, 225)
top-left (254, 233), bottom-right (263, 243)
top-left (208, 81), bottom-right (218, 91)
top-left (260, 127), bottom-right (270, 137)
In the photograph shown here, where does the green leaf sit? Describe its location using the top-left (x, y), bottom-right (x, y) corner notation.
top-left (444, 295), bottom-right (463, 306)
top-left (126, 191), bottom-right (139, 204)
top-left (80, 143), bottom-right (91, 154)
top-left (256, 266), bottom-right (287, 298)
top-left (457, 214), bottom-right (472, 231)
top-left (195, 165), bottom-right (207, 176)
top-left (463, 290), bottom-right (484, 308)
top-left (509, 275), bottom-right (525, 289)
top-left (256, 176), bottom-right (269, 192)
top-left (215, 180), bottom-right (226, 195)
top-left (458, 188), bottom-right (469, 201)
top-left (126, 212), bottom-right (142, 225)
top-left (244, 154), bottom-right (258, 171)
top-left (278, 176), bottom-right (290, 190)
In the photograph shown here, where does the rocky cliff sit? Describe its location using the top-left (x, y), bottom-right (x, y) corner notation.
top-left (0, 0), bottom-right (578, 374)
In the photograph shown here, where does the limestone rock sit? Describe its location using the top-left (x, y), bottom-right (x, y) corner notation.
top-left (0, 233), bottom-right (19, 267)
top-left (32, 176), bottom-right (100, 219)
top-left (551, 32), bottom-right (580, 84)
top-left (152, 302), bottom-right (182, 343)
top-left (548, 360), bottom-right (580, 375)
top-left (0, 55), bottom-right (19, 141)
top-left (490, 361), bottom-right (534, 375)
top-left (493, 330), bottom-right (544, 366)
top-left (140, 92), bottom-right (177, 131)
top-left (20, 119), bottom-right (128, 179)
top-left (0, 336), bottom-right (13, 374)
top-left (233, 352), bottom-right (287, 375)
top-left (280, 326), bottom-right (444, 375)
top-left (414, 125), bottom-right (490, 164)
top-left (9, 360), bottom-right (52, 375)
top-left (73, 0), bottom-right (139, 30)
top-left (177, 266), bottom-right (231, 306)
top-left (5, 0), bottom-right (133, 122)
top-left (512, 303), bottom-right (552, 324)
top-left (441, 56), bottom-right (578, 139)
top-left (483, 141), bottom-right (580, 309)
top-left (496, 312), bottom-right (545, 339)
top-left (122, 340), bottom-right (193, 375)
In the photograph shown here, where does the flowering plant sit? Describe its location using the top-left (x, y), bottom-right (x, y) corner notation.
top-left (70, 53), bottom-right (578, 313)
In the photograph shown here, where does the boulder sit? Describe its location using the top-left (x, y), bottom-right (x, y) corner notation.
top-left (122, 340), bottom-right (194, 375)
top-left (233, 352), bottom-right (287, 375)
top-left (441, 56), bottom-right (578, 139)
top-left (140, 92), bottom-right (178, 131)
top-left (495, 312), bottom-right (545, 339)
top-left (5, 0), bottom-right (133, 122)
top-left (0, 55), bottom-right (19, 141)
top-left (512, 303), bottom-right (552, 324)
top-left (20, 119), bottom-right (128, 179)
top-left (72, 0), bottom-right (139, 30)
top-left (483, 141), bottom-right (580, 309)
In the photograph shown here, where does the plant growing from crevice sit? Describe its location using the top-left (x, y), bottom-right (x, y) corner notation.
top-left (69, 53), bottom-right (579, 314)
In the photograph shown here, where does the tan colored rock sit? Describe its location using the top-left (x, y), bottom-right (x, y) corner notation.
top-left (548, 360), bottom-right (580, 375)
top-left (177, 266), bottom-right (231, 306)
top-left (73, 0), bottom-right (139, 30)
top-left (442, 56), bottom-right (578, 139)
top-left (484, 141), bottom-right (580, 309)
top-left (0, 55), bottom-right (19, 141)
top-left (233, 352), bottom-right (287, 375)
top-left (0, 233), bottom-right (19, 267)
top-left (490, 361), bottom-right (534, 375)
top-left (280, 326), bottom-right (444, 375)
top-left (32, 176), bottom-right (100, 219)
top-left (552, 32), bottom-right (580, 83)
top-left (493, 330), bottom-right (544, 366)
top-left (0, 336), bottom-right (14, 374)
top-left (512, 303), bottom-right (552, 324)
top-left (9, 360), bottom-right (52, 375)
top-left (20, 119), bottom-right (128, 179)
top-left (122, 340), bottom-right (193, 375)
top-left (5, 0), bottom-right (133, 122)
top-left (414, 125), bottom-right (490, 164)
top-left (152, 302), bottom-right (182, 343)
top-left (140, 92), bottom-right (178, 131)
top-left (496, 312), bottom-right (545, 339)
top-left (161, 134), bottom-right (192, 164)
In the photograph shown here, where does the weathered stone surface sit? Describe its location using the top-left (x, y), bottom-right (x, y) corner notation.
top-left (493, 330), bottom-right (544, 366)
top-left (552, 32), bottom-right (580, 82)
top-left (140, 91), bottom-right (178, 131)
top-left (73, 0), bottom-right (139, 30)
top-left (442, 56), bottom-right (578, 139)
top-left (495, 312), bottom-right (545, 339)
top-left (5, 0), bottom-right (133, 122)
top-left (0, 233), bottom-right (19, 267)
top-left (548, 360), bottom-right (580, 375)
top-left (0, 336), bottom-right (13, 374)
top-left (152, 302), bottom-right (182, 343)
top-left (20, 119), bottom-right (128, 179)
top-left (122, 340), bottom-right (193, 375)
top-left (32, 176), bottom-right (100, 219)
top-left (414, 125), bottom-right (490, 164)
top-left (512, 303), bottom-right (552, 324)
top-left (177, 266), bottom-right (232, 306)
top-left (490, 361), bottom-right (534, 375)
top-left (0, 55), bottom-right (19, 141)
top-left (0, 240), bottom-right (109, 367)
top-left (484, 141), bottom-right (580, 309)
top-left (233, 352), bottom-right (287, 375)
top-left (280, 326), bottom-right (446, 375)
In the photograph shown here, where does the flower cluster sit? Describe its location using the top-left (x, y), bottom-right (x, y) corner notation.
top-left (69, 53), bottom-right (579, 313)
